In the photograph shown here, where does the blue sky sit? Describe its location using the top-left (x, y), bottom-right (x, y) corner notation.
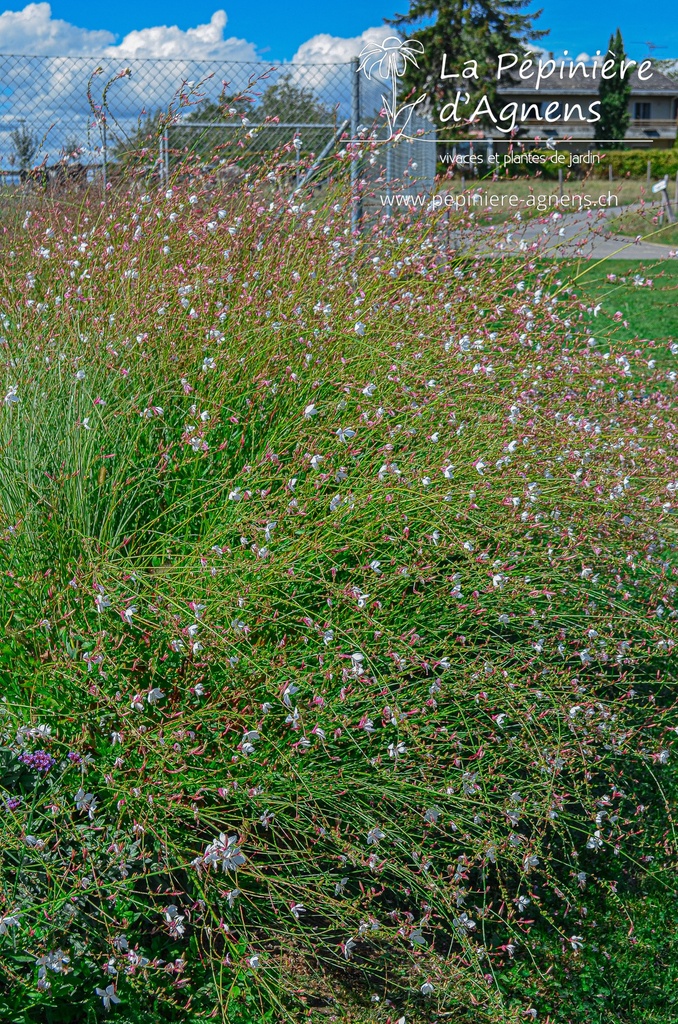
top-left (6, 0), bottom-right (677, 61)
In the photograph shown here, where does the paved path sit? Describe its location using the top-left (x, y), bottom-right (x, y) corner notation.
top-left (446, 200), bottom-right (677, 260)
top-left (509, 204), bottom-right (676, 260)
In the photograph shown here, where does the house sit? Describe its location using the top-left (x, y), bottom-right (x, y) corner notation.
top-left (492, 66), bottom-right (678, 146)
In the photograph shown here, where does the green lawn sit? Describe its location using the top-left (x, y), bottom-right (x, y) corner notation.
top-left (611, 208), bottom-right (678, 248)
top-left (561, 258), bottom-right (678, 343)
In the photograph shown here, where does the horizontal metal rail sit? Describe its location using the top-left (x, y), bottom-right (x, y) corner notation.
top-left (170, 122), bottom-right (339, 129)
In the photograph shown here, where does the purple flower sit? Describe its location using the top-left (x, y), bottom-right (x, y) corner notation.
top-left (18, 750), bottom-right (55, 773)
top-left (5, 797), bottom-right (22, 811)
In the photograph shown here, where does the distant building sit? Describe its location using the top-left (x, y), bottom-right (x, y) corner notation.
top-left (493, 66), bottom-right (678, 146)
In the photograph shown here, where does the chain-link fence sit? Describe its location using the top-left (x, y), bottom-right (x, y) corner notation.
top-left (0, 53), bottom-right (436, 205)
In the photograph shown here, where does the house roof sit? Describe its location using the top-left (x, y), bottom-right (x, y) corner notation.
top-left (498, 66), bottom-right (678, 96)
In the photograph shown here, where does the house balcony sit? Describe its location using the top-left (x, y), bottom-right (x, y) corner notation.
top-left (487, 118), bottom-right (677, 142)
top-left (629, 119), bottom-right (677, 131)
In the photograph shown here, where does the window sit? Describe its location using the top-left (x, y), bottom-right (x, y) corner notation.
top-left (634, 102), bottom-right (651, 120)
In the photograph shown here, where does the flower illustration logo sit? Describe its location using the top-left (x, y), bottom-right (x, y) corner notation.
top-left (357, 36), bottom-right (428, 140)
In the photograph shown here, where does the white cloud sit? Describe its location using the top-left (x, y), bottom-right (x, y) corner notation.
top-left (0, 2), bottom-right (114, 55)
top-left (288, 27), bottom-right (397, 116)
top-left (0, 4), bottom-right (258, 60)
top-left (291, 27), bottom-right (393, 65)
top-left (104, 10), bottom-right (258, 61)
top-left (0, 5), bottom-right (393, 64)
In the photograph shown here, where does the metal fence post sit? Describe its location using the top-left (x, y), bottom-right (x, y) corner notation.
top-left (350, 57), bottom-right (362, 235)
top-left (294, 133), bottom-right (302, 190)
top-left (102, 120), bottom-right (107, 199)
top-left (385, 141), bottom-right (392, 217)
top-left (384, 71), bottom-right (395, 218)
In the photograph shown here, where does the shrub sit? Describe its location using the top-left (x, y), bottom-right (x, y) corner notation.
top-left (0, 158), bottom-right (677, 1023)
top-left (591, 149), bottom-right (678, 180)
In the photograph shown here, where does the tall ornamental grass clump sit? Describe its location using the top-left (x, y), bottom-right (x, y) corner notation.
top-left (0, 162), bottom-right (677, 1023)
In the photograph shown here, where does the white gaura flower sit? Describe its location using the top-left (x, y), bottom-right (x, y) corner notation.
top-left (147, 687), bottom-right (165, 704)
top-left (303, 403), bottom-right (318, 418)
top-left (362, 383), bottom-right (376, 396)
top-left (310, 454), bottom-right (324, 471)
top-left (264, 522), bottom-right (277, 542)
top-left (3, 385), bottom-right (19, 406)
top-left (74, 788), bottom-right (97, 819)
top-left (283, 682), bottom-right (299, 708)
top-left (201, 833), bottom-right (246, 872)
top-left (202, 356), bottom-right (216, 371)
top-left (350, 652), bottom-right (364, 676)
top-left (366, 826), bottom-right (384, 845)
top-left (95, 984), bottom-right (121, 1009)
top-left (586, 831), bottom-right (603, 850)
top-left (0, 913), bottom-right (20, 935)
top-left (122, 606), bottom-right (137, 625)
top-left (421, 980), bottom-right (435, 996)
top-left (354, 322), bottom-right (366, 336)
top-left (336, 427), bottom-right (356, 442)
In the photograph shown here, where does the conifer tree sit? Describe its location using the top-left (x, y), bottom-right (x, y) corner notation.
top-left (595, 28), bottom-right (631, 147)
top-left (387, 0), bottom-right (547, 125)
